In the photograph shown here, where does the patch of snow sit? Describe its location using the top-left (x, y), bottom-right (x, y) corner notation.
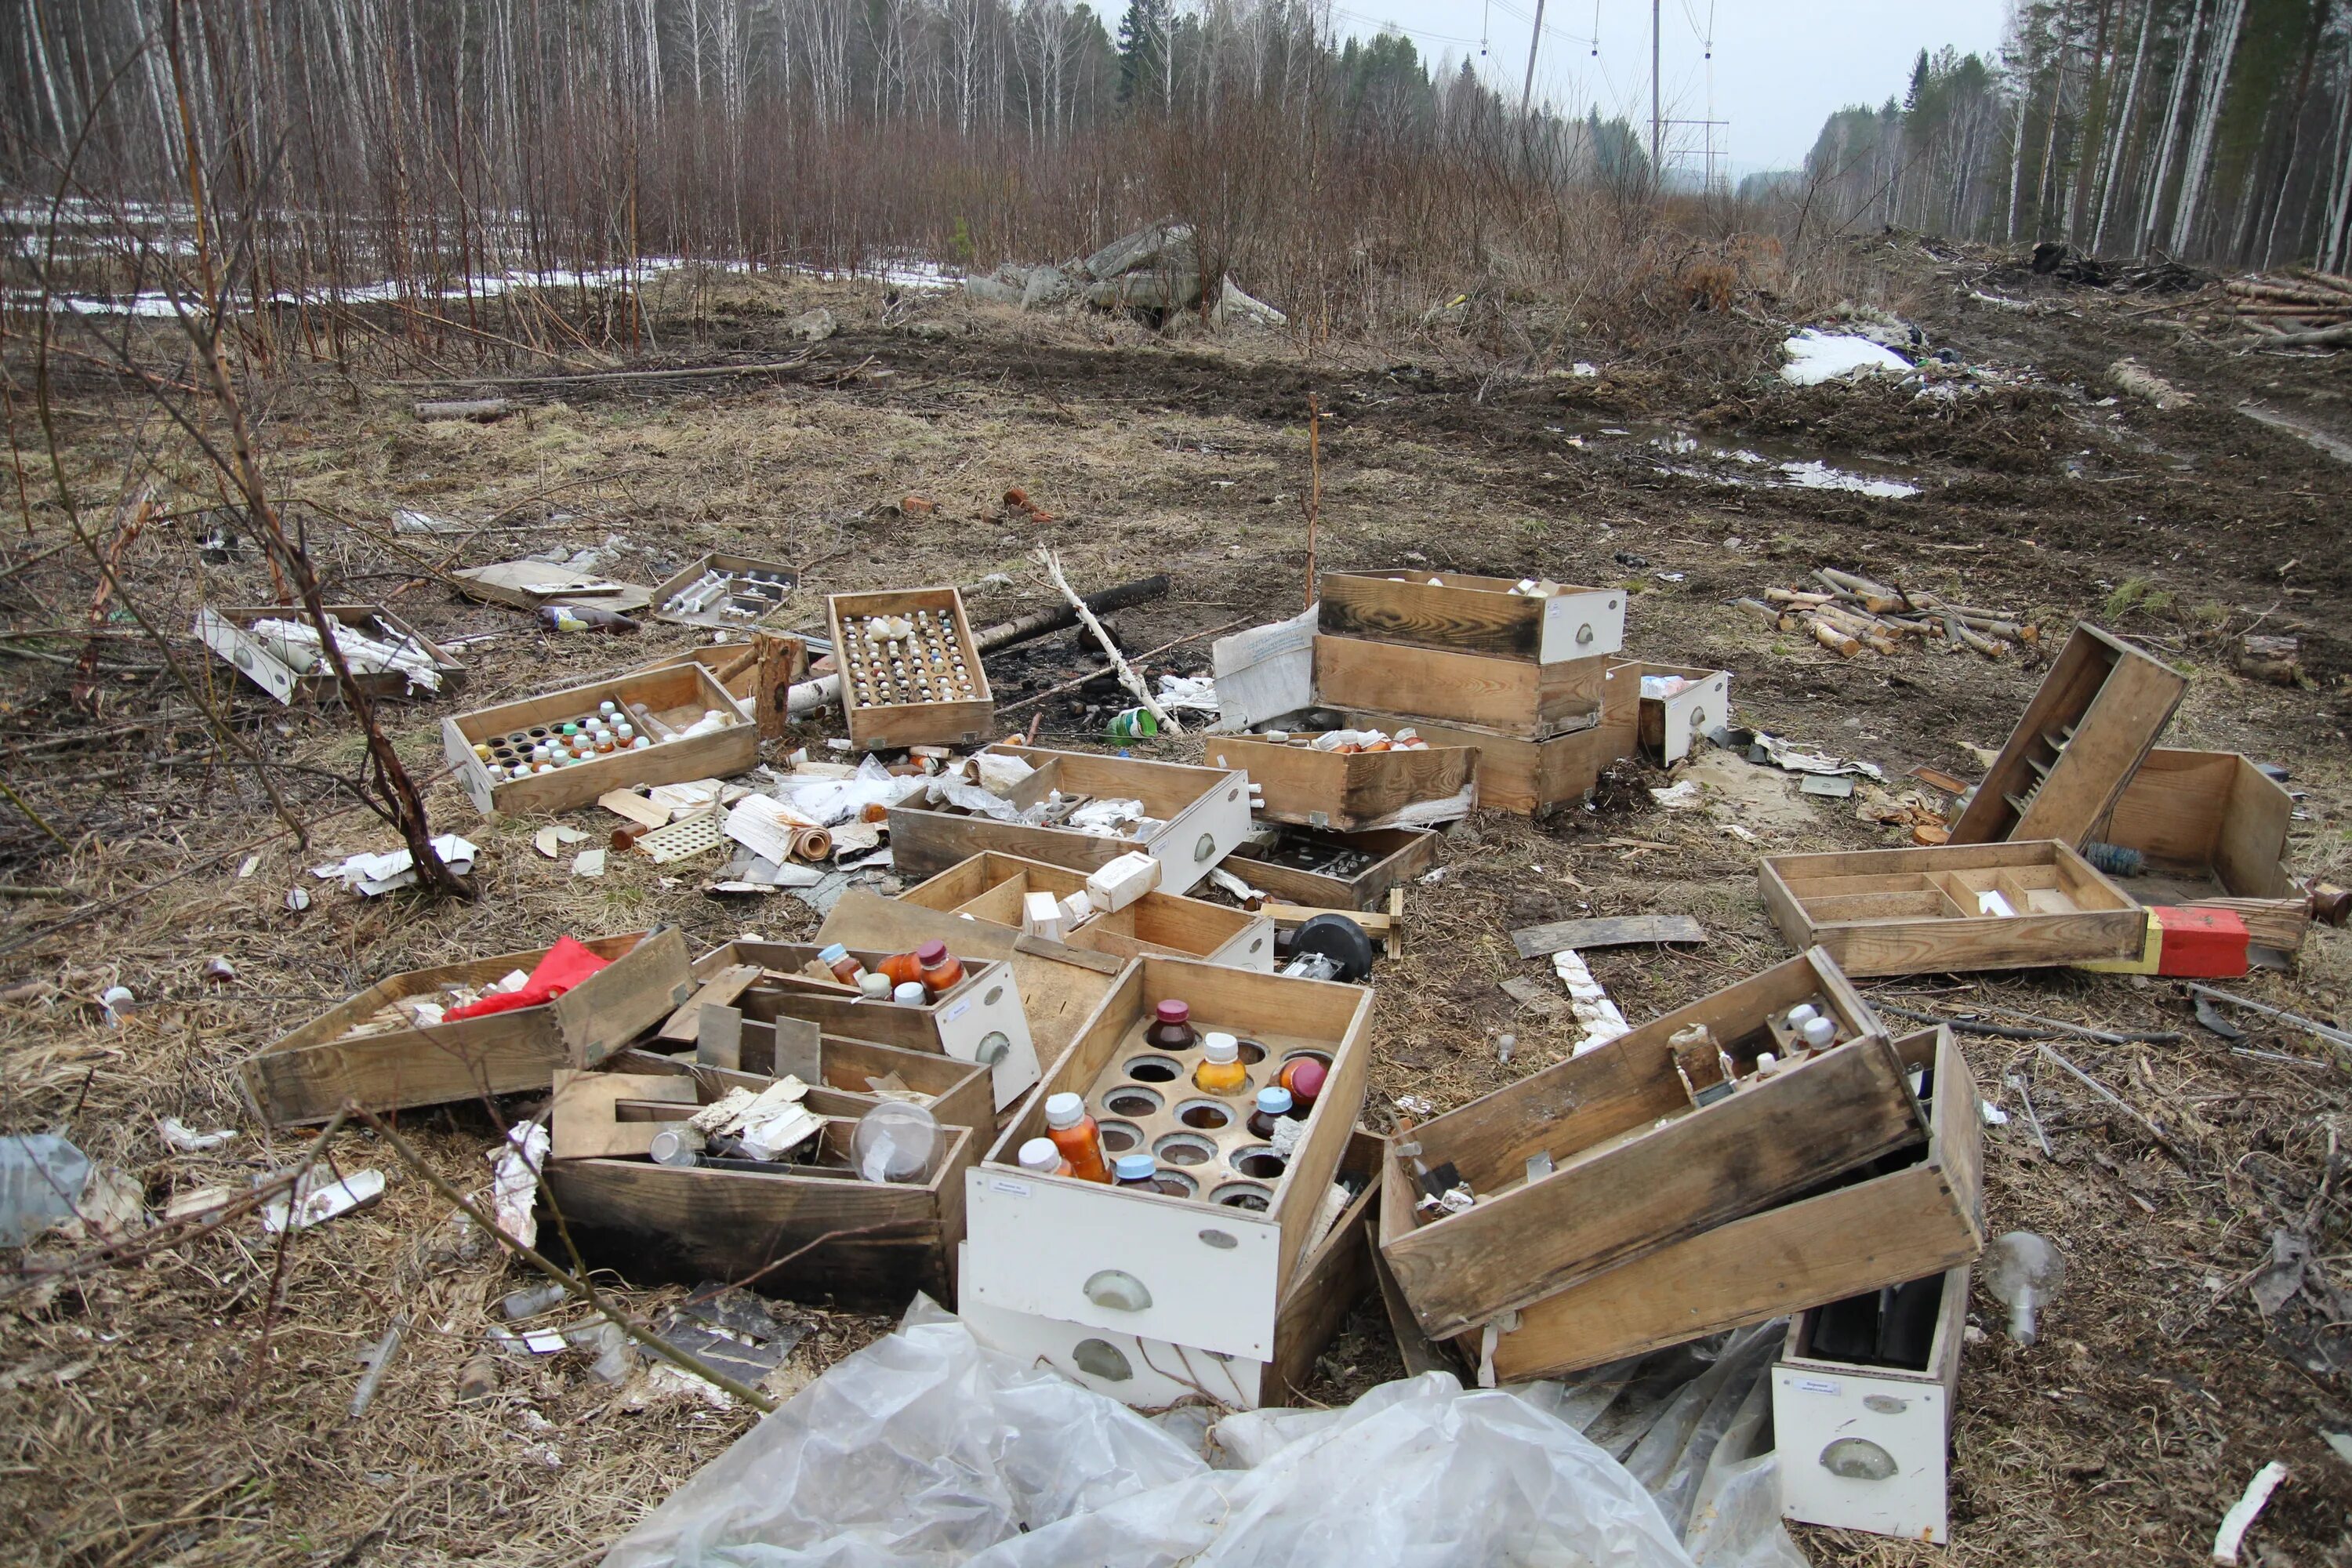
top-left (1780, 328), bottom-right (1915, 387)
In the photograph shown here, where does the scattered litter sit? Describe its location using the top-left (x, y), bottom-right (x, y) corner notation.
top-left (2212, 1461), bottom-right (2288, 1566)
top-left (1650, 779), bottom-right (1704, 809)
top-left (1509, 915), bottom-right (1706, 960)
top-left (572, 848), bottom-right (608, 879)
top-left (1394, 1094), bottom-right (1436, 1117)
top-left (1744, 731), bottom-right (1886, 782)
top-left (1979, 1101), bottom-right (2010, 1127)
top-left (313, 835), bottom-right (479, 895)
top-left (1780, 328), bottom-right (1914, 386)
top-left (98, 985), bottom-right (134, 1024)
top-left (1798, 773), bottom-right (1855, 799)
top-left (201, 955), bottom-right (237, 982)
top-left (237, 855), bottom-right (260, 878)
top-left (261, 1167), bottom-right (386, 1233)
top-left (1982, 1230), bottom-right (2066, 1345)
top-left (284, 887), bottom-right (311, 913)
top-left (1741, 569), bottom-right (2028, 660)
top-left (488, 1124), bottom-right (551, 1249)
top-left (1552, 949), bottom-right (1630, 1055)
top-left (535, 824), bottom-right (589, 857)
top-left (658, 1285), bottom-right (811, 1385)
top-left (0, 1135), bottom-right (91, 1245)
top-left (158, 1117), bottom-right (236, 1152)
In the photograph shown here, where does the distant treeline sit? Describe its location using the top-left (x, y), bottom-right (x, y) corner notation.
top-left (1776, 0), bottom-right (2352, 270)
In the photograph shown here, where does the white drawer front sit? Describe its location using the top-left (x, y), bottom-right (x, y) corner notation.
top-left (1661, 672), bottom-right (1730, 764)
top-left (927, 971), bottom-right (1041, 1110)
top-left (1211, 916), bottom-right (1278, 971)
top-left (1772, 1367), bottom-right (1950, 1543)
top-left (1537, 590), bottom-right (1627, 662)
top-left (1144, 773), bottom-right (1254, 893)
top-left (958, 1258), bottom-right (1269, 1409)
top-left (964, 1166), bottom-right (1283, 1360)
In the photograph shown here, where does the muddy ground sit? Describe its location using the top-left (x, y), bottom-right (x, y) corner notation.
top-left (1, 238), bottom-right (2348, 1565)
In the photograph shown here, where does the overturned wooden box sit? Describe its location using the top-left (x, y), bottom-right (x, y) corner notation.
top-left (1209, 731), bottom-right (1478, 831)
top-left (1384, 1025), bottom-right (1983, 1380)
top-left (1315, 634), bottom-right (1614, 737)
top-left (1760, 840), bottom-right (2145, 977)
top-left (542, 1056), bottom-right (976, 1306)
top-left (956, 1129), bottom-right (1385, 1409)
top-left (1636, 662), bottom-right (1731, 765)
top-left (900, 851), bottom-right (1274, 970)
top-left (1949, 624), bottom-right (2186, 848)
top-left (2098, 748), bottom-right (2306, 950)
top-left (1378, 949), bottom-right (1907, 1341)
top-left (648, 552), bottom-right (797, 630)
top-left (1222, 824), bottom-right (1438, 912)
top-left (238, 930), bottom-right (693, 1127)
top-left (1318, 569), bottom-right (1625, 663)
top-left (826, 586), bottom-right (994, 750)
top-left (442, 662), bottom-right (757, 817)
top-left (887, 745), bottom-right (1252, 894)
top-left (1344, 659), bottom-right (1638, 815)
top-left (197, 604), bottom-right (469, 706)
top-left (695, 939), bottom-right (1043, 1112)
top-left (964, 957), bottom-right (1372, 1366)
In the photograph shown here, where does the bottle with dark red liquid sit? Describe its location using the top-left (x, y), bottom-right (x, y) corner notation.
top-left (1247, 1086), bottom-right (1293, 1139)
top-left (1277, 1058), bottom-right (1325, 1119)
top-left (1144, 998), bottom-right (1197, 1051)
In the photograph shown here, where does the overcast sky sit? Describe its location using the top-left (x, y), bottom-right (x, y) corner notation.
top-left (1329, 0), bottom-right (2013, 172)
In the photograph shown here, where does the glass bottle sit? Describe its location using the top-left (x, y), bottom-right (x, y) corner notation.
top-left (878, 949), bottom-right (925, 989)
top-left (1113, 1154), bottom-right (1161, 1189)
top-left (1984, 1230), bottom-right (2067, 1345)
top-left (1247, 1087), bottom-right (1294, 1139)
top-left (1017, 1137), bottom-right (1072, 1177)
top-left (1144, 999), bottom-right (1197, 1052)
top-left (916, 939), bottom-right (964, 998)
top-left (817, 942), bottom-right (866, 986)
top-left (1277, 1058), bottom-right (1325, 1119)
top-left (1193, 1032), bottom-right (1248, 1095)
top-left (1044, 1092), bottom-right (1111, 1183)
top-left (891, 981), bottom-right (927, 1006)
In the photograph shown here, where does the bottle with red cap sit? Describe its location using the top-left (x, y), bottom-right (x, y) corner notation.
top-left (1143, 998), bottom-right (1198, 1052)
top-left (916, 939), bottom-right (964, 999)
top-left (1276, 1057), bottom-right (1326, 1119)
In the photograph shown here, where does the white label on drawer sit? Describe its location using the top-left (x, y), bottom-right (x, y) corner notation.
top-left (987, 1177), bottom-right (1032, 1197)
top-left (945, 999), bottom-right (973, 1023)
top-left (1794, 1377), bottom-right (1842, 1396)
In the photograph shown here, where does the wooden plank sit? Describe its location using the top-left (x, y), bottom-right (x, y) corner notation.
top-left (1267, 1130), bottom-right (1386, 1403)
top-left (557, 927), bottom-right (694, 1066)
top-left (646, 551), bottom-right (797, 630)
top-left (696, 1004), bottom-right (744, 1070)
top-left (1212, 606), bottom-right (1316, 729)
top-left (1342, 671), bottom-right (1636, 815)
top-left (656, 964), bottom-right (760, 1044)
top-left (1208, 733), bottom-right (1479, 831)
top-left (1383, 1031), bottom-right (1926, 1339)
top-left (1317, 571), bottom-right (1624, 663)
top-left (1508, 914), bottom-right (1706, 960)
top-left (1313, 635), bottom-right (1607, 735)
top-left (550, 1069), bottom-right (697, 1158)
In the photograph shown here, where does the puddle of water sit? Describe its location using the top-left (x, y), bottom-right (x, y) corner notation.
top-left (1548, 413), bottom-right (1926, 499)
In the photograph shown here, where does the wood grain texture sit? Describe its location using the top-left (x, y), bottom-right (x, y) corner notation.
top-left (1313, 635), bottom-right (1606, 735)
top-left (550, 1070), bottom-right (697, 1158)
top-left (895, 852), bottom-right (1269, 966)
top-left (1225, 826), bottom-right (1437, 911)
top-left (1343, 664), bottom-right (1636, 814)
top-left (444, 662), bottom-right (755, 818)
top-left (1316, 571), bottom-right (1624, 663)
top-left (826, 585), bottom-right (995, 750)
top-left (1208, 734), bottom-right (1479, 830)
top-left (1508, 914), bottom-right (1707, 959)
top-left (557, 927), bottom-right (693, 1066)
top-left (1267, 1129), bottom-right (1385, 1403)
top-left (658, 964), bottom-right (761, 1044)
top-left (888, 746), bottom-right (1248, 886)
top-left (646, 552), bottom-right (799, 630)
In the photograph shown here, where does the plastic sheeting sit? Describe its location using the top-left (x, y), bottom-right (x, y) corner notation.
top-left (600, 1301), bottom-right (1797, 1568)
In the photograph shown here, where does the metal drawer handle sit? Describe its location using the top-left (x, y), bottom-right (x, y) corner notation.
top-left (975, 1031), bottom-right (1011, 1066)
top-left (1072, 1338), bottom-right (1133, 1381)
top-left (1194, 833), bottom-right (1217, 862)
top-left (1820, 1438), bottom-right (1897, 1481)
top-left (1687, 709), bottom-right (1706, 732)
top-left (1083, 1269), bottom-right (1152, 1312)
top-left (1863, 1394), bottom-right (1908, 1414)
top-left (1576, 622), bottom-right (1595, 645)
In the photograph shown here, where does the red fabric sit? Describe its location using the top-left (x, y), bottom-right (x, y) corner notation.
top-left (445, 935), bottom-right (611, 1020)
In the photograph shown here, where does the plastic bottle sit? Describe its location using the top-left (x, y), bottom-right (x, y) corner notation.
top-left (648, 1127), bottom-right (701, 1168)
top-left (891, 981), bottom-right (928, 1006)
top-left (916, 939), bottom-right (964, 998)
top-left (1145, 999), bottom-right (1198, 1052)
top-left (1984, 1230), bottom-right (2067, 1345)
top-left (858, 972), bottom-right (894, 1000)
top-left (1017, 1136), bottom-right (1073, 1177)
top-left (1106, 707), bottom-right (1160, 739)
top-left (1248, 1086), bottom-right (1294, 1139)
top-left (1044, 1092), bottom-right (1112, 1183)
top-left (878, 950), bottom-right (925, 989)
top-left (1194, 1032), bottom-right (1248, 1095)
top-left (0, 1135), bottom-right (90, 1246)
top-left (538, 602), bottom-right (639, 633)
top-left (1277, 1058), bottom-right (1326, 1119)
top-left (817, 942), bottom-right (867, 986)
top-left (1113, 1154), bottom-right (1161, 1189)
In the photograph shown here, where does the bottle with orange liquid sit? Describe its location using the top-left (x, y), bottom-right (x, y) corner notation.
top-left (1043, 1093), bottom-right (1112, 1182)
top-left (877, 949), bottom-right (925, 989)
top-left (1193, 1032), bottom-right (1248, 1095)
top-left (916, 939), bottom-right (964, 998)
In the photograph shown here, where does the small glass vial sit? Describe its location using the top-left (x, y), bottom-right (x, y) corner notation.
top-left (1145, 999), bottom-right (1197, 1052)
top-left (1018, 1136), bottom-right (1072, 1177)
top-left (648, 1127), bottom-right (701, 1167)
top-left (818, 942), bottom-right (866, 986)
top-left (1247, 1086), bottom-right (1294, 1139)
top-left (1193, 1032), bottom-right (1247, 1095)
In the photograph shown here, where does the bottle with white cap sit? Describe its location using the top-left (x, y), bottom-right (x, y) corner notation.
top-left (1043, 1092), bottom-right (1111, 1182)
top-left (1018, 1136), bottom-right (1072, 1177)
top-left (1800, 1015), bottom-right (1838, 1048)
top-left (1193, 1031), bottom-right (1247, 1094)
top-left (891, 981), bottom-right (928, 1005)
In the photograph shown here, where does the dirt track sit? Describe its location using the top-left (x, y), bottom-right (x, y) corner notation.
top-left (2, 241), bottom-right (2348, 1564)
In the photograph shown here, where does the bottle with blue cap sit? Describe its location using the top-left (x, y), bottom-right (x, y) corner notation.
top-left (1247, 1086), bottom-right (1293, 1140)
top-left (1113, 1153), bottom-right (1163, 1191)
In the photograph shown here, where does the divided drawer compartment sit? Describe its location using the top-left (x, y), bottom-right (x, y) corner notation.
top-left (1318, 569), bottom-right (1624, 662)
top-left (901, 851), bottom-right (1273, 970)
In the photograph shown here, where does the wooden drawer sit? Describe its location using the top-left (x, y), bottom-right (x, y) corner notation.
top-left (1223, 825), bottom-right (1437, 912)
top-left (1319, 569), bottom-right (1624, 662)
top-left (1949, 623), bottom-right (2185, 848)
top-left (902, 851), bottom-right (1273, 970)
top-left (1636, 662), bottom-right (1731, 765)
top-left (826, 585), bottom-right (994, 750)
top-left (1314, 635), bottom-right (1611, 737)
top-left (2100, 749), bottom-right (2306, 950)
top-left (197, 603), bottom-right (467, 705)
top-left (1343, 663), bottom-right (1637, 816)
top-left (964, 957), bottom-right (1371, 1361)
top-left (1395, 1026), bottom-right (1984, 1381)
top-left (648, 552), bottom-right (796, 630)
top-left (887, 745), bottom-right (1251, 894)
top-left (1774, 1265), bottom-right (1969, 1544)
top-left (238, 931), bottom-right (692, 1127)
top-left (698, 940), bottom-right (1041, 1111)
top-left (614, 1029), bottom-right (995, 1144)
top-left (441, 662), bottom-right (756, 818)
top-left (1760, 840), bottom-right (2146, 977)
top-left (1380, 949), bottom-right (1906, 1340)
top-left (1208, 732), bottom-right (1477, 831)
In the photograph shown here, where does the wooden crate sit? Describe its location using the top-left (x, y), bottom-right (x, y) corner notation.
top-left (613, 1029), bottom-right (995, 1143)
top-left (1207, 732), bottom-right (1478, 831)
top-left (1318, 570), bottom-right (1624, 663)
top-left (1223, 825), bottom-right (1437, 912)
top-left (963, 956), bottom-right (1372, 1363)
top-left (1314, 634), bottom-right (1612, 737)
top-left (452, 557), bottom-right (652, 615)
top-left (441, 662), bottom-right (756, 818)
top-left (955, 1129), bottom-right (1385, 1409)
top-left (637, 637), bottom-right (811, 741)
top-left (1949, 624), bottom-right (2187, 848)
top-left (198, 604), bottom-right (469, 705)
top-left (901, 851), bottom-right (1274, 970)
top-left (1774, 1264), bottom-right (1969, 1544)
top-left (887, 745), bottom-right (1252, 895)
top-left (2100, 748), bottom-right (2305, 949)
top-left (542, 1060), bottom-right (974, 1307)
top-left (238, 931), bottom-right (694, 1127)
top-left (826, 586), bottom-right (993, 750)
top-left (648, 553), bottom-right (797, 630)
top-left (1636, 662), bottom-right (1731, 765)
top-left (1760, 840), bottom-right (2146, 977)
top-left (1383, 1026), bottom-right (1984, 1381)
top-left (1377, 949), bottom-right (1907, 1340)
top-left (695, 940), bottom-right (1043, 1112)
top-left (1344, 659), bottom-right (1637, 815)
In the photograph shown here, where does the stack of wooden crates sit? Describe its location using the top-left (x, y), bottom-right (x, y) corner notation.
top-left (1312, 570), bottom-right (1645, 814)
